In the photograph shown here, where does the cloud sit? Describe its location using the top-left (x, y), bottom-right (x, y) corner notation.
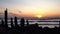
top-left (0, 12), bottom-right (3, 14)
top-left (8, 9), bottom-right (22, 15)
top-left (0, 7), bottom-right (22, 17)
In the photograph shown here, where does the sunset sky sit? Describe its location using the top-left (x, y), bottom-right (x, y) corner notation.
top-left (0, 0), bottom-right (60, 18)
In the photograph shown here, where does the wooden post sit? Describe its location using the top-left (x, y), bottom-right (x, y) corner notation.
top-left (11, 18), bottom-right (14, 28)
top-left (5, 8), bottom-right (8, 27)
top-left (59, 21), bottom-right (60, 27)
top-left (1, 20), bottom-right (4, 27)
top-left (26, 19), bottom-right (29, 27)
top-left (14, 16), bottom-right (18, 27)
top-left (20, 18), bottom-right (25, 27)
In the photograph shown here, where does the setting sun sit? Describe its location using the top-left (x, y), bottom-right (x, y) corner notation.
top-left (36, 15), bottom-right (42, 18)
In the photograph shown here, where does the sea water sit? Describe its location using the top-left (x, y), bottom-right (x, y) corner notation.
top-left (0, 19), bottom-right (59, 28)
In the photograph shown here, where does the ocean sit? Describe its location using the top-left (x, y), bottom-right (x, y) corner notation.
top-left (0, 19), bottom-right (59, 28)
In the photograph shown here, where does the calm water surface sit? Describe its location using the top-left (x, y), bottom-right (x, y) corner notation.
top-left (0, 19), bottom-right (59, 28)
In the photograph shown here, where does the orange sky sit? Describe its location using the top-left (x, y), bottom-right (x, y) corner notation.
top-left (0, 0), bottom-right (60, 18)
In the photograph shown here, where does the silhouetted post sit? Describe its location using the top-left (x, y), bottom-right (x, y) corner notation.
top-left (4, 8), bottom-right (8, 27)
top-left (59, 21), bottom-right (60, 27)
top-left (26, 19), bottom-right (29, 27)
top-left (14, 16), bottom-right (18, 27)
top-left (20, 18), bottom-right (25, 27)
top-left (1, 20), bottom-right (4, 26)
top-left (11, 18), bottom-right (14, 28)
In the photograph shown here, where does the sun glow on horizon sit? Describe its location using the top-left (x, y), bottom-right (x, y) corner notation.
top-left (36, 15), bottom-right (42, 18)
